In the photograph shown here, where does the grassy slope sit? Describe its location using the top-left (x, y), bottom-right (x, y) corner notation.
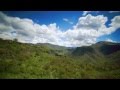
top-left (0, 39), bottom-right (120, 79)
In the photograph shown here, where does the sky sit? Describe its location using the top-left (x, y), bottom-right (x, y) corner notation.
top-left (0, 11), bottom-right (120, 47)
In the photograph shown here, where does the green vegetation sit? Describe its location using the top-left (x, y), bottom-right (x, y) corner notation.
top-left (0, 38), bottom-right (120, 79)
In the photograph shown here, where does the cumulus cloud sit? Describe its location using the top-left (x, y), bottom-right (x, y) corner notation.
top-left (75, 14), bottom-right (108, 30)
top-left (63, 18), bottom-right (73, 24)
top-left (0, 12), bottom-right (120, 47)
top-left (110, 15), bottom-right (120, 29)
top-left (64, 14), bottom-right (120, 47)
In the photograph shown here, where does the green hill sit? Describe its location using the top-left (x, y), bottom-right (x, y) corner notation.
top-left (0, 39), bottom-right (120, 79)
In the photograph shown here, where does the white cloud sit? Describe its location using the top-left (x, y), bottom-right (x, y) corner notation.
top-left (63, 18), bottom-right (73, 24)
top-left (0, 12), bottom-right (120, 47)
top-left (110, 16), bottom-right (120, 29)
top-left (109, 11), bottom-right (120, 13)
top-left (63, 18), bottom-right (68, 22)
top-left (82, 11), bottom-right (100, 16)
top-left (106, 39), bottom-right (117, 43)
top-left (82, 11), bottom-right (91, 16)
top-left (64, 14), bottom-right (120, 47)
top-left (75, 14), bottom-right (108, 30)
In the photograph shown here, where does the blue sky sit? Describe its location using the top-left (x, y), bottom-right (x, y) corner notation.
top-left (0, 11), bottom-right (120, 47)
top-left (3, 11), bottom-right (82, 30)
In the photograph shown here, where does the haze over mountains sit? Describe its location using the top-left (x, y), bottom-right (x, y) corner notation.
top-left (0, 38), bottom-right (120, 79)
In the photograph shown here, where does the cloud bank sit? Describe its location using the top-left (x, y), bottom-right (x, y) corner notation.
top-left (0, 12), bottom-right (120, 47)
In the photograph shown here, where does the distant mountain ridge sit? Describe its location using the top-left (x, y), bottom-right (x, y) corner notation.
top-left (72, 41), bottom-right (120, 56)
top-left (0, 38), bottom-right (120, 55)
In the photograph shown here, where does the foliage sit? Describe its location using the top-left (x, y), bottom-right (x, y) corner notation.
top-left (0, 39), bottom-right (120, 79)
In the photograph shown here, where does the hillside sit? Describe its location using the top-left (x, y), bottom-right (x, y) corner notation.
top-left (0, 39), bottom-right (120, 79)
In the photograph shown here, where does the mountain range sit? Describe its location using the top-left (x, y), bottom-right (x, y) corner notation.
top-left (0, 38), bottom-right (120, 79)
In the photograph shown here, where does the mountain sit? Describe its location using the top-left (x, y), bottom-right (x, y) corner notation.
top-left (72, 41), bottom-right (120, 56)
top-left (95, 41), bottom-right (120, 55)
top-left (0, 38), bottom-right (120, 79)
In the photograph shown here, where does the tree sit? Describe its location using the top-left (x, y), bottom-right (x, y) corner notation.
top-left (13, 38), bottom-right (18, 42)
